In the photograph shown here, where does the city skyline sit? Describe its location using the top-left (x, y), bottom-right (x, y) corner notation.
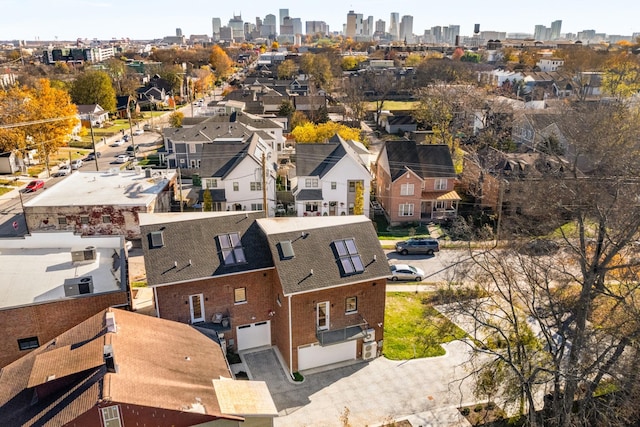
top-left (1, 0), bottom-right (637, 41)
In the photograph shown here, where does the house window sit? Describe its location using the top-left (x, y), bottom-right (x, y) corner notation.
top-left (434, 201), bottom-right (446, 210)
top-left (349, 182), bottom-right (356, 192)
top-left (234, 287), bottom-right (247, 303)
top-left (305, 178), bottom-right (318, 188)
top-left (345, 296), bottom-right (357, 313)
top-left (399, 203), bottom-right (414, 216)
top-left (434, 179), bottom-right (447, 191)
top-left (331, 181), bottom-right (337, 190)
top-left (348, 203), bottom-right (354, 215)
top-left (101, 405), bottom-right (123, 427)
top-left (218, 232), bottom-right (246, 265)
top-left (333, 238), bottom-right (364, 275)
top-left (233, 182), bottom-right (239, 191)
top-left (80, 216), bottom-right (90, 225)
top-left (180, 159), bottom-right (186, 165)
top-left (188, 144), bottom-right (196, 154)
top-left (250, 182), bottom-right (262, 191)
top-left (400, 183), bottom-right (414, 196)
top-left (204, 178), bottom-right (218, 189)
top-left (17, 337), bottom-right (39, 351)
top-left (102, 215), bottom-right (111, 223)
top-left (190, 159), bottom-right (197, 168)
top-left (58, 217), bottom-right (67, 225)
top-left (305, 203), bottom-right (318, 212)
top-left (251, 203), bottom-right (263, 210)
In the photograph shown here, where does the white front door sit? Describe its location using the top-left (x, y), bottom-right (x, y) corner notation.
top-left (317, 301), bottom-right (329, 331)
top-left (189, 294), bottom-right (205, 323)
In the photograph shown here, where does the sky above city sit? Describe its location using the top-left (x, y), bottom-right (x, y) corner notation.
top-left (1, 0), bottom-right (637, 41)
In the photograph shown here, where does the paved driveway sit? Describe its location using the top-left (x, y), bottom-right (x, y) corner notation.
top-left (242, 341), bottom-right (476, 427)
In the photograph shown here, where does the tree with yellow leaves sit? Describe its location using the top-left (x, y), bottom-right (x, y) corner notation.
top-left (209, 45), bottom-right (233, 79)
top-left (291, 122), bottom-right (361, 143)
top-left (0, 79), bottom-right (78, 157)
top-left (353, 181), bottom-right (364, 215)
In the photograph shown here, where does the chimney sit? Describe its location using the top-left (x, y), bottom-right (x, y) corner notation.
top-left (104, 344), bottom-right (118, 373)
top-left (106, 311), bottom-right (116, 333)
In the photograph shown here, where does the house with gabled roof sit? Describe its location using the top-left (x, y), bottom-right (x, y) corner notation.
top-left (140, 212), bottom-right (389, 375)
top-left (0, 307), bottom-right (277, 426)
top-left (198, 133), bottom-right (277, 213)
top-left (375, 140), bottom-right (460, 225)
top-left (292, 134), bottom-right (372, 217)
top-left (77, 104), bottom-right (109, 127)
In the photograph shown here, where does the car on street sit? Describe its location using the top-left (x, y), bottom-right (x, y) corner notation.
top-left (125, 145), bottom-right (140, 154)
top-left (24, 179), bottom-right (45, 192)
top-left (112, 139), bottom-right (125, 147)
top-left (85, 151), bottom-right (101, 161)
top-left (389, 264), bottom-right (425, 281)
top-left (133, 129), bottom-right (144, 136)
top-left (54, 165), bottom-right (71, 177)
top-left (115, 154), bottom-right (130, 163)
top-left (71, 159), bottom-right (83, 169)
top-left (395, 238), bottom-right (440, 255)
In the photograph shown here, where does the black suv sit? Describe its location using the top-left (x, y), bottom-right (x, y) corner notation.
top-left (395, 238), bottom-right (440, 255)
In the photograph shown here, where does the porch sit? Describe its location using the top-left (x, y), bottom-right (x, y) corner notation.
top-left (316, 322), bottom-right (369, 346)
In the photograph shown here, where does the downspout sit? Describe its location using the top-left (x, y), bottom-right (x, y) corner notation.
top-left (288, 295), bottom-right (293, 377)
top-left (153, 286), bottom-right (160, 318)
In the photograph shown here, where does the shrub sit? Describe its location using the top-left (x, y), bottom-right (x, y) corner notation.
top-left (474, 404), bottom-right (484, 413)
top-left (460, 407), bottom-right (470, 416)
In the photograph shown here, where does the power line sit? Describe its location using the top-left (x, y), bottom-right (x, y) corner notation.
top-left (0, 115), bottom-right (77, 129)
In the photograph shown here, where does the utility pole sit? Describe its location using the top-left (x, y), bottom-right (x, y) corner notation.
top-left (262, 152), bottom-right (267, 218)
top-left (178, 167), bottom-right (184, 213)
top-left (127, 108), bottom-right (137, 161)
top-left (89, 116), bottom-right (99, 171)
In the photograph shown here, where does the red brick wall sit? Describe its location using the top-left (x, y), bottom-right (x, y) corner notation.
top-left (271, 283), bottom-right (291, 371)
top-left (289, 279), bottom-right (386, 372)
top-left (388, 171), bottom-right (423, 224)
top-left (154, 269), bottom-right (277, 350)
top-left (0, 292), bottom-right (128, 368)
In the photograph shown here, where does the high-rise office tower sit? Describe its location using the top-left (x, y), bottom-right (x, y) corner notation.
top-left (399, 15), bottom-right (413, 43)
top-left (389, 12), bottom-right (400, 41)
top-left (262, 14), bottom-right (277, 38)
top-left (375, 19), bottom-right (386, 34)
top-left (176, 28), bottom-right (182, 37)
top-left (346, 10), bottom-right (359, 38)
top-left (279, 9), bottom-right (289, 34)
top-left (228, 14), bottom-right (245, 42)
top-left (306, 21), bottom-right (328, 36)
top-left (550, 20), bottom-right (562, 40)
top-left (363, 16), bottom-right (374, 37)
top-left (212, 18), bottom-right (221, 40)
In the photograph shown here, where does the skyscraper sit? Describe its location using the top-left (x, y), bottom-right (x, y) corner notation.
top-left (399, 15), bottom-right (413, 43)
top-left (550, 20), bottom-right (562, 40)
top-left (228, 14), bottom-right (245, 42)
top-left (212, 18), bottom-right (221, 41)
top-left (279, 9), bottom-right (289, 34)
top-left (262, 14), bottom-right (277, 38)
top-left (176, 28), bottom-right (182, 37)
top-left (389, 12), bottom-right (400, 41)
top-left (346, 10), bottom-right (361, 38)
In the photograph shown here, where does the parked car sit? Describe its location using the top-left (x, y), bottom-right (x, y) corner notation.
top-left (86, 151), bottom-right (101, 161)
top-left (519, 239), bottom-right (560, 256)
top-left (395, 238), bottom-right (440, 255)
top-left (133, 129), bottom-right (144, 136)
top-left (125, 145), bottom-right (140, 154)
top-left (115, 154), bottom-right (130, 163)
top-left (389, 264), bottom-right (425, 281)
top-left (71, 159), bottom-right (83, 169)
top-left (54, 165), bottom-right (71, 177)
top-left (112, 139), bottom-right (125, 147)
top-left (24, 179), bottom-right (45, 192)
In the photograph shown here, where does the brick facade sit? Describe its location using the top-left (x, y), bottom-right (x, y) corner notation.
top-left (0, 291), bottom-right (128, 368)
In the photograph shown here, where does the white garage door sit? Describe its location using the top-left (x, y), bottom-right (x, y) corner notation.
top-left (298, 340), bottom-right (357, 371)
top-left (236, 320), bottom-right (271, 351)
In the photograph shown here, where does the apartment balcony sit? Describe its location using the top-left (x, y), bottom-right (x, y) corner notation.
top-left (316, 322), bottom-right (369, 346)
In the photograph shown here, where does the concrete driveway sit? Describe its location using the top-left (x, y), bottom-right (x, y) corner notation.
top-left (242, 340), bottom-right (476, 427)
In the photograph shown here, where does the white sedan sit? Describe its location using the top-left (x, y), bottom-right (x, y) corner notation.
top-left (112, 139), bottom-right (125, 147)
top-left (133, 129), bottom-right (144, 136)
top-left (115, 154), bottom-right (130, 163)
top-left (389, 264), bottom-right (425, 282)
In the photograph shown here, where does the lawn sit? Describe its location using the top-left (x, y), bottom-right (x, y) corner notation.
top-left (365, 101), bottom-right (420, 111)
top-left (0, 187), bottom-right (13, 196)
top-left (383, 292), bottom-right (466, 360)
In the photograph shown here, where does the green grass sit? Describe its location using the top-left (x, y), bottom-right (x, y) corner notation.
top-left (0, 187), bottom-right (13, 196)
top-left (131, 281), bottom-right (147, 288)
top-left (0, 179), bottom-right (22, 187)
top-left (383, 292), bottom-right (466, 360)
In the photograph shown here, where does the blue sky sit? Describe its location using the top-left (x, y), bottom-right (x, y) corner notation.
top-left (1, 0), bottom-right (637, 41)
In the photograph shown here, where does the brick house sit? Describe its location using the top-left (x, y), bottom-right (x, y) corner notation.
top-left (140, 212), bottom-right (389, 375)
top-left (0, 308), bottom-right (277, 426)
top-left (375, 140), bottom-right (460, 225)
top-left (0, 232), bottom-right (129, 368)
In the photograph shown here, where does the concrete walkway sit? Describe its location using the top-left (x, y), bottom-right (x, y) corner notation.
top-left (242, 342), bottom-right (475, 427)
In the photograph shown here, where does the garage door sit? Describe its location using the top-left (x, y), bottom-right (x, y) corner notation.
top-left (298, 340), bottom-right (357, 371)
top-left (236, 321), bottom-right (271, 351)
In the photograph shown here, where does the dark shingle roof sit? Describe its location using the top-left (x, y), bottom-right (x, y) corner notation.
top-left (199, 141), bottom-right (250, 178)
top-left (257, 216), bottom-right (390, 295)
top-left (295, 142), bottom-right (347, 177)
top-left (296, 189), bottom-right (323, 201)
top-left (141, 212), bottom-right (274, 286)
top-left (383, 140), bottom-right (456, 181)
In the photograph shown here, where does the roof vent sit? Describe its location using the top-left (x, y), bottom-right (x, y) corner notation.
top-left (71, 246), bottom-right (97, 263)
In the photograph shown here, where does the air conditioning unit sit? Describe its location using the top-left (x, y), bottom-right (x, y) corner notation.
top-left (71, 246), bottom-right (96, 263)
top-left (362, 341), bottom-right (378, 361)
top-left (64, 276), bottom-right (94, 296)
top-left (363, 328), bottom-right (376, 343)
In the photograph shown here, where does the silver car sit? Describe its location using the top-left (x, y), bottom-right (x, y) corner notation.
top-left (395, 238), bottom-right (440, 256)
top-left (389, 264), bottom-right (425, 281)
